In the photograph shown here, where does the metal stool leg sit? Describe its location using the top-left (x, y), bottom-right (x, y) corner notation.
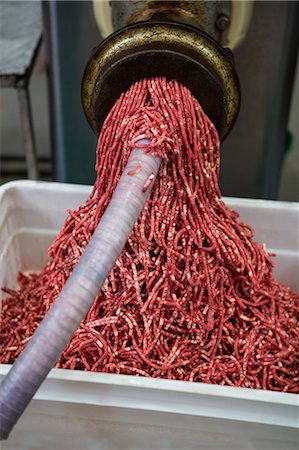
top-left (17, 86), bottom-right (39, 180)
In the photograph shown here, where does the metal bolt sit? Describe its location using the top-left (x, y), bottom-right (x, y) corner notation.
top-left (216, 14), bottom-right (230, 31)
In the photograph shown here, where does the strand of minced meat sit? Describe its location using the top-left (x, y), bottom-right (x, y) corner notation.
top-left (1, 77), bottom-right (298, 392)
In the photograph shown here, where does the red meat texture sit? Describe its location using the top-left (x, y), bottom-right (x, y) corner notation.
top-left (1, 78), bottom-right (298, 392)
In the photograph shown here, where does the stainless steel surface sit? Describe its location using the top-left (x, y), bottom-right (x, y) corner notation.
top-left (0, 0), bottom-right (41, 181)
top-left (110, 0), bottom-right (231, 46)
top-left (0, 1), bottom-right (42, 87)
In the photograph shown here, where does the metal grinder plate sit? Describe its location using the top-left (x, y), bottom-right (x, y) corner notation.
top-left (81, 21), bottom-right (240, 140)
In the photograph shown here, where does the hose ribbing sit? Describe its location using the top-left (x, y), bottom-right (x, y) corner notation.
top-left (0, 140), bottom-right (161, 440)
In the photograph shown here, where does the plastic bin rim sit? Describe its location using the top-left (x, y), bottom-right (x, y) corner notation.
top-left (0, 364), bottom-right (297, 406)
top-left (1, 180), bottom-right (298, 210)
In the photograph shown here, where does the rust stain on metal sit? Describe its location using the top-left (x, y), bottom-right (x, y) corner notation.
top-left (127, 1), bottom-right (204, 29)
top-left (81, 21), bottom-right (240, 142)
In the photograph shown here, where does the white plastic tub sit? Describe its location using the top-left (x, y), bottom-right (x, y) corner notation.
top-left (0, 180), bottom-right (298, 450)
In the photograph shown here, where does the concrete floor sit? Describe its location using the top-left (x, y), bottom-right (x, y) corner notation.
top-left (0, 46), bottom-right (298, 201)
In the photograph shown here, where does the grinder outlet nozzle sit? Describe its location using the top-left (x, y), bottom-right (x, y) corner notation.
top-left (81, 21), bottom-right (240, 141)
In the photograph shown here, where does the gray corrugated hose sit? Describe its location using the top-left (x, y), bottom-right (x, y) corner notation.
top-left (0, 139), bottom-right (161, 440)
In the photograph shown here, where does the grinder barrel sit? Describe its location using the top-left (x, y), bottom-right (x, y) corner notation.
top-left (81, 21), bottom-right (240, 141)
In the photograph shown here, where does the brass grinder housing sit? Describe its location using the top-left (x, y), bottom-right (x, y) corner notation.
top-left (82, 21), bottom-right (240, 141)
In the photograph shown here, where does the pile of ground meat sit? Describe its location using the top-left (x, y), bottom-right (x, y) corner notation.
top-left (1, 78), bottom-right (298, 393)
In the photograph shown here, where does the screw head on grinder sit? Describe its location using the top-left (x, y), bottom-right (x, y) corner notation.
top-left (81, 21), bottom-right (240, 141)
top-left (216, 14), bottom-right (230, 31)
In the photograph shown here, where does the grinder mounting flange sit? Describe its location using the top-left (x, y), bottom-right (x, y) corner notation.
top-left (81, 21), bottom-right (240, 141)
